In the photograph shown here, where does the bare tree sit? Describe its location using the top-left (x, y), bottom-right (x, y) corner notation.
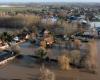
top-left (74, 39), bottom-right (81, 49)
top-left (70, 50), bottom-right (81, 67)
top-left (82, 39), bottom-right (97, 73)
top-left (58, 54), bottom-right (70, 70)
top-left (39, 64), bottom-right (56, 80)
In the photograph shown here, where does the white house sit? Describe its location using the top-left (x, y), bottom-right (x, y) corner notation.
top-left (41, 16), bottom-right (57, 25)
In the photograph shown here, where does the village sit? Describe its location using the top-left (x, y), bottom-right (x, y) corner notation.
top-left (0, 2), bottom-right (99, 80)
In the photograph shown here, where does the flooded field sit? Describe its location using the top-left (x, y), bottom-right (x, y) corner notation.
top-left (0, 39), bottom-right (99, 80)
top-left (0, 1), bottom-right (100, 80)
top-left (0, 28), bottom-right (99, 80)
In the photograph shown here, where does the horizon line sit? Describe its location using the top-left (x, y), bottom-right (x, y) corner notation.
top-left (0, 2), bottom-right (100, 3)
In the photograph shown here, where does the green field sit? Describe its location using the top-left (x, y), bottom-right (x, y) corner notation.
top-left (0, 7), bottom-right (42, 13)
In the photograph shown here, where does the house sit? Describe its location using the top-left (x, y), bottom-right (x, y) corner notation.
top-left (44, 35), bottom-right (54, 47)
top-left (68, 16), bottom-right (77, 21)
top-left (79, 19), bottom-right (87, 24)
top-left (44, 30), bottom-right (50, 37)
top-left (90, 22), bottom-right (99, 36)
top-left (41, 16), bottom-right (57, 25)
top-left (13, 36), bottom-right (20, 42)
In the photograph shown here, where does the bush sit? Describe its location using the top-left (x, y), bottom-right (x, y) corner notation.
top-left (69, 50), bottom-right (81, 67)
top-left (10, 44), bottom-right (20, 55)
top-left (74, 39), bottom-right (81, 49)
top-left (0, 15), bottom-right (41, 29)
top-left (80, 40), bottom-right (97, 73)
top-left (39, 65), bottom-right (55, 80)
top-left (0, 16), bottom-right (25, 28)
top-left (35, 47), bottom-right (47, 62)
top-left (0, 32), bottom-right (13, 43)
top-left (58, 54), bottom-right (70, 70)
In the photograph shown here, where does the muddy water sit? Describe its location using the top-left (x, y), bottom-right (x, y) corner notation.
top-left (0, 40), bottom-right (99, 80)
top-left (0, 28), bottom-right (99, 80)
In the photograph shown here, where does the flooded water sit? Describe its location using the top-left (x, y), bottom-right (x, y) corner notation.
top-left (0, 40), bottom-right (99, 80)
top-left (0, 28), bottom-right (99, 80)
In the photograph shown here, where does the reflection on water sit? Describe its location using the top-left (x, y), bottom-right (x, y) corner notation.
top-left (0, 28), bottom-right (17, 33)
top-left (14, 55), bottom-right (38, 68)
top-left (19, 41), bottom-right (32, 48)
top-left (19, 41), bottom-right (68, 59)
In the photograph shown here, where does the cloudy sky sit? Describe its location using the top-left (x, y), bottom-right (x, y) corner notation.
top-left (0, 0), bottom-right (100, 3)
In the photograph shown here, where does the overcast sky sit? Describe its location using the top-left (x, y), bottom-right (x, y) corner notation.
top-left (0, 0), bottom-right (100, 3)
